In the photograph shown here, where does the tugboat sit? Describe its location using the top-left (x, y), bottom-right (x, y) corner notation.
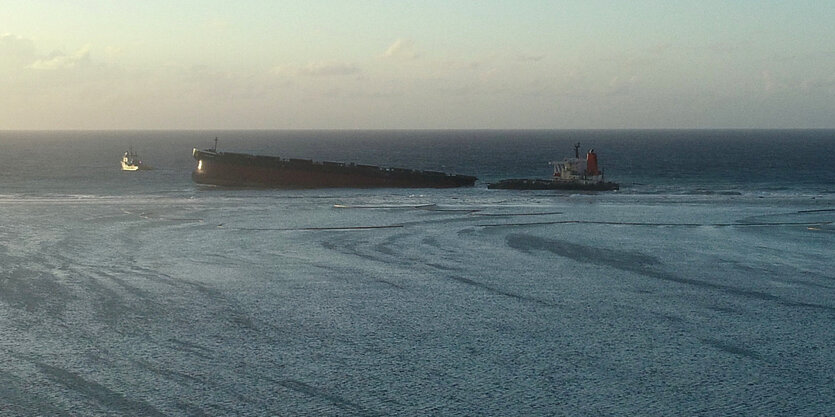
top-left (120, 147), bottom-right (150, 171)
top-left (191, 138), bottom-right (476, 188)
top-left (488, 143), bottom-right (619, 191)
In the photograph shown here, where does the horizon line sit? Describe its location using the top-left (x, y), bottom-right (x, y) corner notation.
top-left (3, 127), bottom-right (835, 132)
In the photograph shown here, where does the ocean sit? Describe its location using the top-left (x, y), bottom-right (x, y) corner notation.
top-left (0, 130), bottom-right (833, 416)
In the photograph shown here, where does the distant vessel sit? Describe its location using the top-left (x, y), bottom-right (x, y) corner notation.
top-left (488, 143), bottom-right (619, 191)
top-left (191, 138), bottom-right (477, 188)
top-left (120, 147), bottom-right (149, 171)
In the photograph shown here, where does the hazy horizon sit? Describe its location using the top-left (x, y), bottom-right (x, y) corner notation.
top-left (2, 2), bottom-right (834, 130)
top-left (4, 127), bottom-right (835, 133)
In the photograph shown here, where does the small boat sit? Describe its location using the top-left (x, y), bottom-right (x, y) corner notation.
top-left (488, 143), bottom-right (619, 191)
top-left (121, 147), bottom-right (150, 171)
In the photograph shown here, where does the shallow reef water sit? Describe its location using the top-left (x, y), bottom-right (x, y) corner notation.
top-left (0, 130), bottom-right (833, 415)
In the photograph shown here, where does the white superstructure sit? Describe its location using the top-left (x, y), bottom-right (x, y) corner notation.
top-left (551, 143), bottom-right (605, 184)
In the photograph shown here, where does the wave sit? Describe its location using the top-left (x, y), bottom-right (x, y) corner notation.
top-left (478, 219), bottom-right (832, 228)
top-left (333, 203), bottom-right (436, 209)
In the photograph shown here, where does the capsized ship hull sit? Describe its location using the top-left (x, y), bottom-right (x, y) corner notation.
top-left (191, 148), bottom-right (477, 188)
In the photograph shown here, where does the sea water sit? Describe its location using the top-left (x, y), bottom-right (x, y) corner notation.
top-left (0, 130), bottom-right (833, 416)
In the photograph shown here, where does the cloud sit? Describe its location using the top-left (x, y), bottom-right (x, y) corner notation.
top-left (516, 53), bottom-right (545, 62)
top-left (649, 43), bottom-right (673, 55)
top-left (760, 70), bottom-right (784, 93)
top-left (383, 39), bottom-right (419, 60)
top-left (0, 33), bottom-right (36, 58)
top-left (1, 34), bottom-right (99, 73)
top-left (30, 45), bottom-right (92, 70)
top-left (800, 75), bottom-right (835, 94)
top-left (299, 61), bottom-right (360, 77)
top-left (605, 75), bottom-right (638, 96)
top-left (0, 34), bottom-right (37, 70)
top-left (442, 59), bottom-right (483, 71)
top-left (704, 42), bottom-right (742, 55)
top-left (759, 70), bottom-right (835, 95)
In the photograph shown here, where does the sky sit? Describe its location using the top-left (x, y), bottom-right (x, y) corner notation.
top-left (1, 1), bottom-right (834, 129)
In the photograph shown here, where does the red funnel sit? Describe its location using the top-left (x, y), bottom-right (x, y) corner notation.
top-left (586, 150), bottom-right (599, 176)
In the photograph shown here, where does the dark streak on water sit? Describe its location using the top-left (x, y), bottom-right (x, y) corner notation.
top-left (447, 275), bottom-right (558, 308)
top-left (33, 360), bottom-right (167, 417)
top-left (506, 233), bottom-right (835, 313)
top-left (275, 379), bottom-right (383, 417)
top-left (700, 338), bottom-right (763, 361)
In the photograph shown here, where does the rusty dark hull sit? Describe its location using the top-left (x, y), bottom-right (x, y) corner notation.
top-left (192, 149), bottom-right (476, 189)
top-left (487, 178), bottom-right (619, 191)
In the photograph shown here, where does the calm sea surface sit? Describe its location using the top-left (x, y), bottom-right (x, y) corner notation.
top-left (1, 130), bottom-right (833, 415)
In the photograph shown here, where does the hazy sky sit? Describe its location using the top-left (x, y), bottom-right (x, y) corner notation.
top-left (2, 1), bottom-right (833, 129)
